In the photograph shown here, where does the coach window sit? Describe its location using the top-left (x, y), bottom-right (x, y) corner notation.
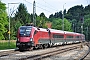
top-left (76, 36), bottom-right (79, 38)
top-left (66, 36), bottom-right (73, 38)
top-left (53, 34), bottom-right (64, 38)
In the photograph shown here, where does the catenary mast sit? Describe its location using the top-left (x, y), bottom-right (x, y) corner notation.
top-left (33, 0), bottom-right (36, 26)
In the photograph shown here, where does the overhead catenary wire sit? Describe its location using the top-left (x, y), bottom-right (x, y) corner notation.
top-left (23, 0), bottom-right (53, 13)
top-left (42, 0), bottom-right (59, 12)
top-left (86, 0), bottom-right (88, 4)
top-left (36, 1), bottom-right (58, 12)
top-left (86, 0), bottom-right (90, 4)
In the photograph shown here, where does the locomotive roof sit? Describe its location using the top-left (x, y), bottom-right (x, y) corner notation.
top-left (20, 26), bottom-right (82, 35)
top-left (38, 28), bottom-right (49, 32)
top-left (34, 27), bottom-right (64, 34)
top-left (19, 26), bottom-right (33, 28)
top-left (34, 27), bottom-right (82, 35)
top-left (64, 31), bottom-right (82, 35)
top-left (64, 31), bottom-right (75, 34)
top-left (49, 28), bottom-right (64, 34)
top-left (32, 27), bottom-right (48, 32)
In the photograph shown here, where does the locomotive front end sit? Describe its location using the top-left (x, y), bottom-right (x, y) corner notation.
top-left (16, 26), bottom-right (34, 50)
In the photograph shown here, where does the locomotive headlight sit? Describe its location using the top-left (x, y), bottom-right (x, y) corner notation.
top-left (27, 43), bottom-right (30, 45)
top-left (17, 43), bottom-right (20, 45)
top-left (17, 38), bottom-right (19, 41)
top-left (30, 38), bottom-right (33, 41)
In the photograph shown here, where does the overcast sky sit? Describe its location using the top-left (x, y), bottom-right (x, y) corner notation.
top-left (1, 0), bottom-right (90, 18)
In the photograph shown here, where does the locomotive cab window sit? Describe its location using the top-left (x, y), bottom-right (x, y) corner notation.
top-left (19, 26), bottom-right (32, 37)
top-left (34, 30), bottom-right (38, 35)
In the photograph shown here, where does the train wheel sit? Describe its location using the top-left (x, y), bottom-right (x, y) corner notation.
top-left (43, 44), bottom-right (48, 48)
top-left (40, 44), bottom-right (43, 49)
top-left (28, 47), bottom-right (33, 51)
top-left (48, 43), bottom-right (53, 48)
top-left (19, 48), bottom-right (24, 51)
top-left (35, 44), bottom-right (44, 49)
top-left (35, 44), bottom-right (39, 49)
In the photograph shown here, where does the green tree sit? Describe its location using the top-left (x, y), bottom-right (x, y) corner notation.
top-left (84, 5), bottom-right (90, 15)
top-left (36, 12), bottom-right (47, 28)
top-left (52, 18), bottom-right (62, 30)
top-left (15, 3), bottom-right (31, 25)
top-left (49, 14), bottom-right (54, 18)
top-left (84, 14), bottom-right (90, 41)
top-left (52, 18), bottom-right (72, 31)
top-left (65, 5), bottom-right (84, 33)
top-left (0, 1), bottom-right (8, 40)
top-left (10, 18), bottom-right (22, 39)
top-left (10, 3), bottom-right (31, 39)
top-left (49, 11), bottom-right (62, 19)
top-left (64, 18), bottom-right (72, 31)
top-left (66, 5), bottom-right (84, 21)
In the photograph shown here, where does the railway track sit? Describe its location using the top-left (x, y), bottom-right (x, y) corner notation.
top-left (47, 42), bottom-right (90, 60)
top-left (79, 42), bottom-right (90, 60)
top-left (79, 45), bottom-right (90, 60)
top-left (19, 45), bottom-right (81, 60)
top-left (0, 43), bottom-right (88, 60)
top-left (38, 42), bottom-right (89, 60)
top-left (65, 42), bottom-right (90, 60)
top-left (0, 49), bottom-right (20, 57)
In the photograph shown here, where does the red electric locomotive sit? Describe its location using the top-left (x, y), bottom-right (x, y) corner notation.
top-left (16, 26), bottom-right (85, 50)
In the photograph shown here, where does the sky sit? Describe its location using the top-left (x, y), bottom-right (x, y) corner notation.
top-left (1, 0), bottom-right (90, 18)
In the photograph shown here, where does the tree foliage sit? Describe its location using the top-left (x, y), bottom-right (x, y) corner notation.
top-left (49, 10), bottom-right (62, 19)
top-left (84, 5), bottom-right (90, 15)
top-left (66, 5), bottom-right (84, 20)
top-left (15, 3), bottom-right (31, 25)
top-left (0, 1), bottom-right (8, 40)
top-left (10, 3), bottom-right (31, 39)
top-left (36, 12), bottom-right (47, 28)
top-left (52, 18), bottom-right (72, 31)
top-left (84, 12), bottom-right (90, 41)
top-left (65, 4), bottom-right (90, 41)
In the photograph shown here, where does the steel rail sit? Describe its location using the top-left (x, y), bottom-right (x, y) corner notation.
top-left (79, 43), bottom-right (90, 60)
top-left (0, 49), bottom-right (20, 57)
top-left (19, 45), bottom-right (80, 60)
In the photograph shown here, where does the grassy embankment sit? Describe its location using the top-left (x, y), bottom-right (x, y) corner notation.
top-left (0, 40), bottom-right (16, 50)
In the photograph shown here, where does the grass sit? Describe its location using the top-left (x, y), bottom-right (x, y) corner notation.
top-left (0, 40), bottom-right (16, 50)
